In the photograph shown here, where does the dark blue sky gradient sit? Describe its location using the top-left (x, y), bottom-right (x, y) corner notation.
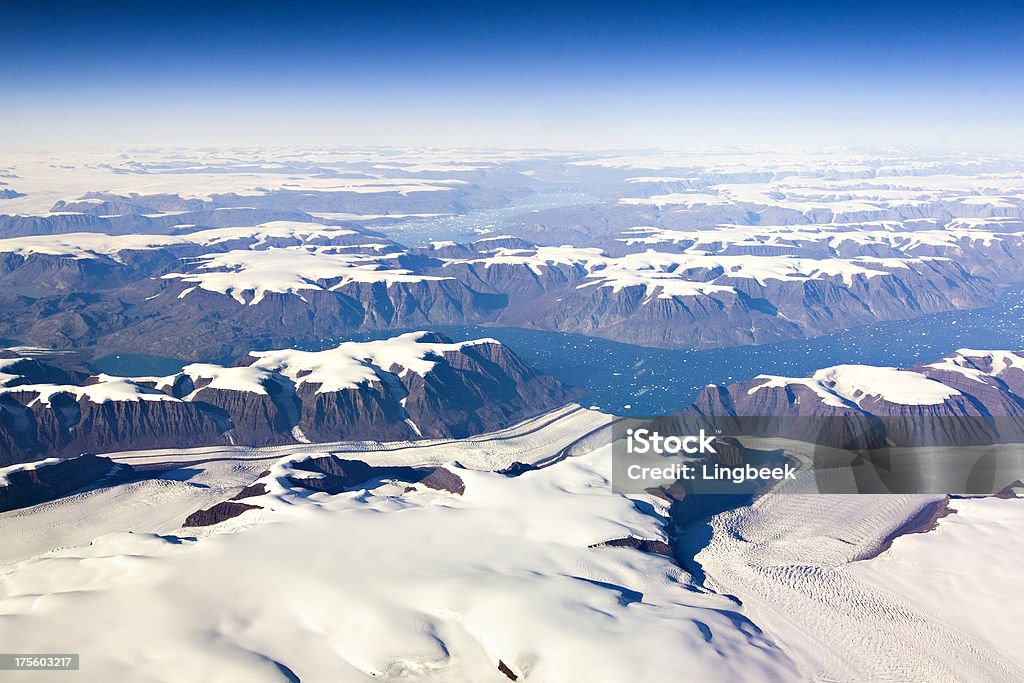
top-left (3, 1), bottom-right (1022, 149)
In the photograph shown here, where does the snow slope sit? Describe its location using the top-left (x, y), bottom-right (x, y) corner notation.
top-left (0, 446), bottom-right (795, 682)
top-left (0, 404), bottom-right (1021, 681)
top-left (852, 496), bottom-right (1024, 671)
top-left (0, 405), bottom-right (604, 564)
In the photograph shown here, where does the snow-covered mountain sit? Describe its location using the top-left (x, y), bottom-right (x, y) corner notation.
top-left (440, 241), bottom-right (996, 348)
top-left (0, 333), bottom-right (576, 465)
top-left (694, 348), bottom-right (1024, 417)
top-left (1, 221), bottom-right (1018, 355)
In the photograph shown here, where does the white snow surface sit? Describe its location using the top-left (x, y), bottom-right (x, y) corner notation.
top-left (687, 477), bottom-right (1024, 681)
top-left (0, 403), bottom-right (1020, 681)
top-left (0, 222), bottom-right (377, 260)
top-left (0, 333), bottom-right (504, 403)
top-left (813, 365), bottom-right (962, 405)
top-left (0, 333), bottom-right (502, 405)
top-left (163, 247), bottom-right (449, 305)
top-left (0, 164), bottom-right (465, 215)
top-left (618, 191), bottom-right (729, 207)
top-left (163, 364), bottom-right (278, 397)
top-left (851, 496), bottom-right (1024, 671)
top-left (2, 374), bottom-right (180, 406)
top-left (600, 152), bottom-right (1024, 219)
top-left (454, 245), bottom-right (605, 275)
top-left (618, 223), bottom-right (1022, 256)
top-left (247, 332), bottom-right (497, 391)
top-left (0, 446), bottom-right (794, 682)
top-left (948, 349), bottom-right (1024, 374)
top-left (851, 493), bottom-right (1024, 671)
top-left (750, 364), bottom-right (962, 406)
top-left (576, 269), bottom-right (735, 299)
top-left (747, 376), bottom-right (854, 408)
top-left (922, 349), bottom-right (1024, 386)
top-left (308, 212), bottom-right (450, 221)
top-left (181, 221), bottom-right (361, 247)
top-left (0, 232), bottom-right (191, 260)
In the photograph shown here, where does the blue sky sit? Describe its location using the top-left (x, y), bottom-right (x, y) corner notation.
top-left (3, 1), bottom-right (1022, 150)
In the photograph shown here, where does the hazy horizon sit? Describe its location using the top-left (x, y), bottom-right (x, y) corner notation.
top-left (3, 0), bottom-right (1023, 152)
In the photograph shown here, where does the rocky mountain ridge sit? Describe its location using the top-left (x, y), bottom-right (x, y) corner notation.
top-left (0, 332), bottom-right (577, 466)
top-left (3, 219), bottom-right (1023, 356)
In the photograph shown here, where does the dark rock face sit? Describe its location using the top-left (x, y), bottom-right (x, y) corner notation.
top-left (243, 334), bottom-right (577, 444)
top-left (105, 288), bottom-right (368, 361)
top-left (0, 224), bottom-right (461, 359)
top-left (285, 456), bottom-right (464, 495)
top-left (288, 379), bottom-right (417, 444)
top-left (185, 380), bottom-right (300, 446)
top-left (400, 341), bottom-right (580, 439)
top-left (589, 537), bottom-right (674, 557)
top-left (406, 234), bottom-right (1015, 349)
top-left (516, 284), bottom-right (799, 349)
top-left (679, 350), bottom-right (1024, 452)
top-left (0, 453), bottom-right (128, 512)
top-left (61, 398), bottom-right (228, 456)
top-left (0, 387), bottom-right (227, 466)
top-left (691, 382), bottom-right (864, 419)
top-left (438, 258), bottom-right (589, 301)
top-left (0, 213), bottom-right (113, 238)
top-left (89, 276), bottom-right (505, 361)
top-left (497, 461), bottom-right (540, 477)
top-left (479, 257), bottom-right (996, 349)
top-left (0, 336), bottom-right (575, 464)
top-left (232, 482), bottom-right (269, 500)
top-left (0, 249), bottom-right (193, 294)
top-left (994, 479), bottom-right (1024, 498)
top-left (183, 501), bottom-right (261, 527)
top-left (498, 660), bottom-right (518, 681)
top-left (285, 456), bottom-right (396, 494)
top-left (0, 355), bottom-right (88, 386)
top-left (417, 467), bottom-right (466, 495)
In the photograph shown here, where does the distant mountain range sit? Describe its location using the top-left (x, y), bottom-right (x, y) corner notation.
top-left (3, 149), bottom-right (1024, 358)
top-left (2, 217), bottom-right (1023, 356)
